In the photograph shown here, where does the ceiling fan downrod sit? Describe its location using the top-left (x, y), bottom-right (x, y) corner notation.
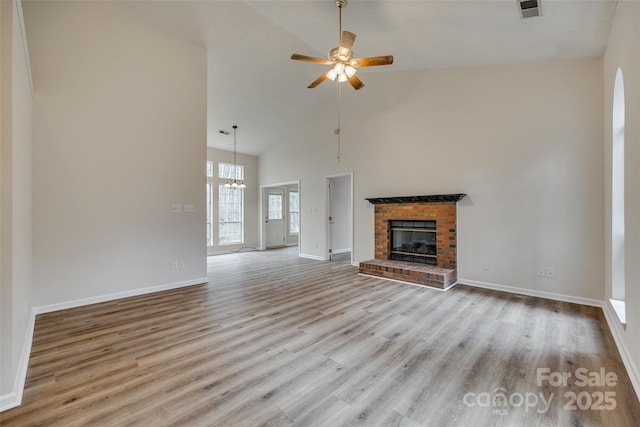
top-left (336, 0), bottom-right (347, 40)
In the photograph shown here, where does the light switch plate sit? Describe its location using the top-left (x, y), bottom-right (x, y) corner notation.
top-left (184, 204), bottom-right (196, 213)
top-left (171, 203), bottom-right (182, 213)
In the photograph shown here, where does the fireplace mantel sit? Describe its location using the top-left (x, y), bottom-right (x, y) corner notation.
top-left (365, 194), bottom-right (466, 205)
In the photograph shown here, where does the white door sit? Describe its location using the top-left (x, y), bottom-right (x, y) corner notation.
top-left (265, 188), bottom-right (286, 248)
top-left (327, 175), bottom-right (352, 262)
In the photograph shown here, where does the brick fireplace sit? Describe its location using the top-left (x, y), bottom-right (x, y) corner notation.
top-left (359, 194), bottom-right (466, 290)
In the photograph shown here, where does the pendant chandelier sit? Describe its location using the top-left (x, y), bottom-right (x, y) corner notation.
top-left (223, 125), bottom-right (245, 189)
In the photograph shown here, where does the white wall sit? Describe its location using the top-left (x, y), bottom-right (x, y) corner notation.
top-left (603, 1), bottom-right (640, 398)
top-left (0, 0), bottom-right (33, 408)
top-left (260, 60), bottom-right (604, 302)
top-left (23, 1), bottom-right (207, 309)
top-left (206, 147), bottom-right (259, 254)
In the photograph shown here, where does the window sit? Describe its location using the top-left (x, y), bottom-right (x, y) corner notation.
top-left (207, 160), bottom-right (246, 248)
top-left (289, 190), bottom-right (299, 234)
top-left (268, 193), bottom-right (283, 220)
top-left (218, 184), bottom-right (243, 244)
top-left (611, 68), bottom-right (625, 324)
top-left (219, 162), bottom-right (243, 181)
top-left (206, 183), bottom-right (213, 246)
top-left (207, 161), bottom-right (214, 248)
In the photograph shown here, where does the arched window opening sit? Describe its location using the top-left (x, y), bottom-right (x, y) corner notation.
top-left (611, 67), bottom-right (625, 324)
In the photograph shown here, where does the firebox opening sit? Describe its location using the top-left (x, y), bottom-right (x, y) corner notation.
top-left (390, 220), bottom-right (437, 265)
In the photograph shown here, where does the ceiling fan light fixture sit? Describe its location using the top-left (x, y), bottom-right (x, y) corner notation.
top-left (290, 0), bottom-right (393, 90)
top-left (345, 65), bottom-right (356, 77)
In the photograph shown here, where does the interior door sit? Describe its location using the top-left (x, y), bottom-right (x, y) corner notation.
top-left (327, 175), bottom-right (352, 262)
top-left (265, 188), bottom-right (286, 248)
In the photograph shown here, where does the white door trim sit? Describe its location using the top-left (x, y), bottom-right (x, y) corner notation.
top-left (259, 180), bottom-right (301, 254)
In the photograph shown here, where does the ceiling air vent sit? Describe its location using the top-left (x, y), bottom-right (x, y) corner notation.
top-left (518, 0), bottom-right (541, 19)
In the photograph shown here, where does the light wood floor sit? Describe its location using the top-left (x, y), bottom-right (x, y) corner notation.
top-left (2, 247), bottom-right (638, 426)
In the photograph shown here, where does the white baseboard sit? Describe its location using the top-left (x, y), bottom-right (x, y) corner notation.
top-left (208, 247), bottom-right (259, 256)
top-left (333, 248), bottom-right (351, 254)
top-left (0, 309), bottom-right (36, 412)
top-left (33, 277), bottom-right (209, 315)
top-left (300, 251), bottom-right (349, 261)
top-left (459, 278), bottom-right (602, 307)
top-left (602, 299), bottom-right (640, 401)
top-left (298, 253), bottom-right (325, 261)
top-left (0, 392), bottom-right (18, 413)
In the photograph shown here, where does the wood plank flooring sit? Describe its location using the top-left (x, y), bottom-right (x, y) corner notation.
top-left (1, 247), bottom-right (638, 426)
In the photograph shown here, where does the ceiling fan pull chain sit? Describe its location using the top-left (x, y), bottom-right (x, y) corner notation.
top-left (336, 80), bottom-right (341, 163)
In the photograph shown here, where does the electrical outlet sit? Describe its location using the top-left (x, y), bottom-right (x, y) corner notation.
top-left (172, 261), bottom-right (179, 271)
top-left (546, 268), bottom-right (555, 278)
top-left (537, 267), bottom-right (546, 277)
top-left (482, 261), bottom-right (489, 270)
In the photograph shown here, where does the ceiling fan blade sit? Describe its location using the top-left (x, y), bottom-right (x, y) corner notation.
top-left (308, 70), bottom-right (331, 89)
top-left (291, 54), bottom-right (334, 65)
top-left (347, 74), bottom-right (365, 91)
top-left (340, 31), bottom-right (356, 51)
top-left (350, 55), bottom-right (394, 67)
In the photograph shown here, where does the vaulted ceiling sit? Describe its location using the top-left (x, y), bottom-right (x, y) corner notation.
top-left (124, 0), bottom-right (617, 155)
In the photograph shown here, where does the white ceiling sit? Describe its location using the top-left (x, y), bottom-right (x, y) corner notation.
top-left (124, 0), bottom-right (617, 156)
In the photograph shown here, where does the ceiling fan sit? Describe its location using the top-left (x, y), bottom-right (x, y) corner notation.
top-left (291, 0), bottom-right (393, 90)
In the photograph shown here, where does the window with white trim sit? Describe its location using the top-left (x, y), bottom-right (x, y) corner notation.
top-left (206, 160), bottom-right (214, 178)
top-left (217, 162), bottom-right (244, 244)
top-left (206, 182), bottom-right (213, 246)
top-left (289, 190), bottom-right (299, 234)
top-left (269, 193), bottom-right (284, 220)
top-left (206, 161), bottom-right (214, 247)
top-left (611, 68), bottom-right (625, 324)
top-left (207, 158), bottom-right (247, 248)
top-left (219, 162), bottom-right (243, 181)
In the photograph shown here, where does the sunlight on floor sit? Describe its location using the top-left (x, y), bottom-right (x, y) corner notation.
top-left (610, 299), bottom-right (626, 325)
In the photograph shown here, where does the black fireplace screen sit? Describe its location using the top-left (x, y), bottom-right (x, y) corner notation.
top-left (390, 220), bottom-right (437, 265)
